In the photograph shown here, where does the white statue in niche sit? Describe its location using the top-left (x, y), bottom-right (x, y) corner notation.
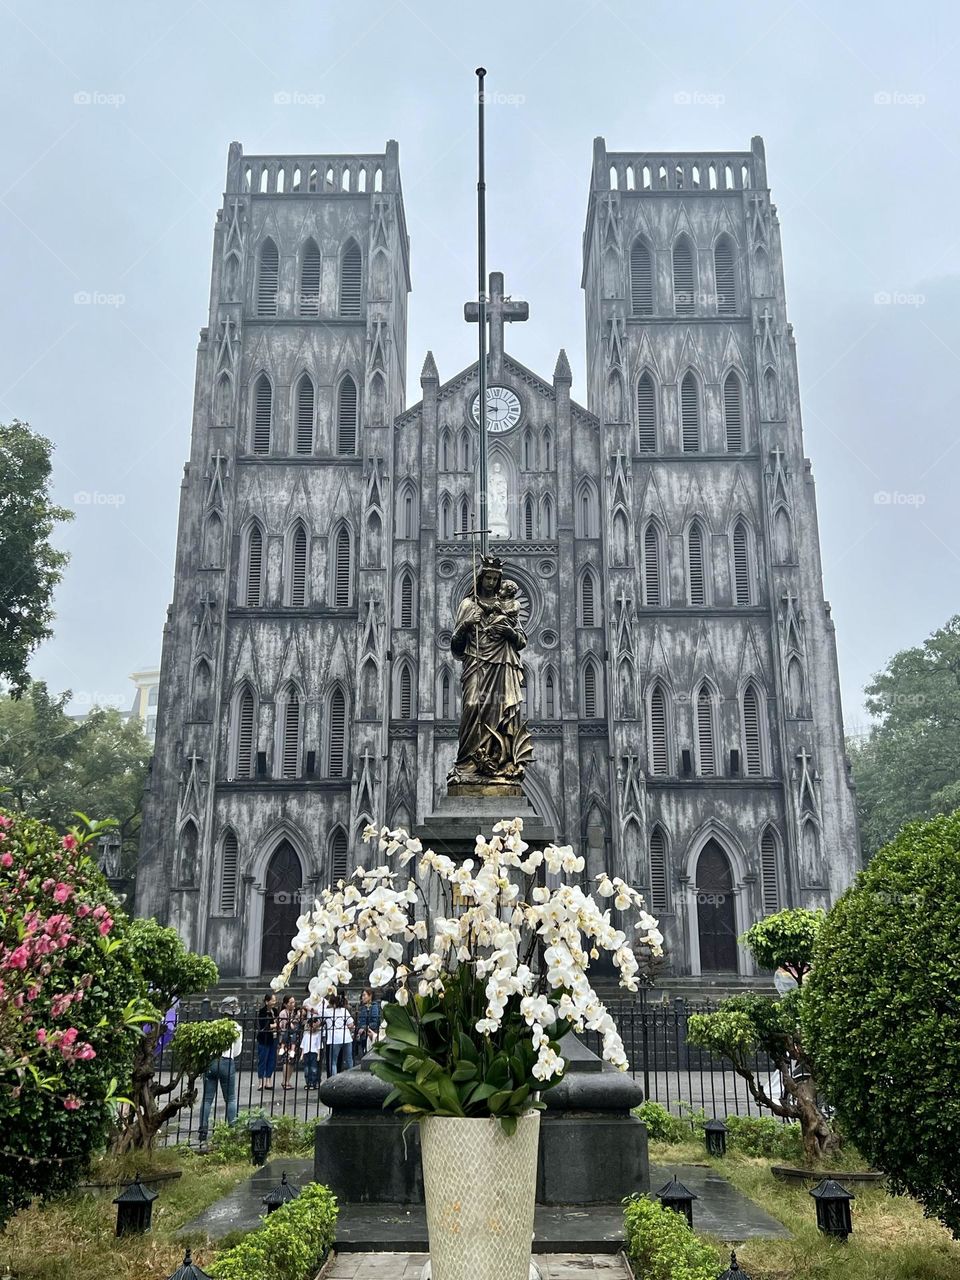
top-left (488, 459), bottom-right (510, 539)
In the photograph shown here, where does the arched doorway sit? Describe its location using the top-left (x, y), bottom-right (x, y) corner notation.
top-left (695, 840), bottom-right (737, 972)
top-left (260, 839), bottom-right (303, 976)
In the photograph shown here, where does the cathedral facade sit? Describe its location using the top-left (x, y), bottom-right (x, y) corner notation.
top-left (137, 136), bottom-right (860, 979)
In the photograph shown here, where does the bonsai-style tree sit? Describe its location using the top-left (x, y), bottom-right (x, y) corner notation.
top-left (804, 811), bottom-right (960, 1236)
top-left (0, 811), bottom-right (149, 1227)
top-left (687, 908), bottom-right (838, 1162)
top-left (113, 919), bottom-right (232, 1151)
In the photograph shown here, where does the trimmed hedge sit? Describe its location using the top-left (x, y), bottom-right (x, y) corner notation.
top-left (635, 1101), bottom-right (804, 1160)
top-left (209, 1182), bottom-right (337, 1280)
top-left (624, 1194), bottom-right (721, 1280)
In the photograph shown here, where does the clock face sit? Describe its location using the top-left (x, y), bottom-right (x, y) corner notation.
top-left (471, 386), bottom-right (522, 433)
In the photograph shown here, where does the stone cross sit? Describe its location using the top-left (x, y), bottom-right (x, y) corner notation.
top-left (464, 270), bottom-right (529, 383)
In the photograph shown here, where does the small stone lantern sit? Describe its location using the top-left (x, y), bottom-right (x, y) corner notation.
top-left (262, 1169), bottom-right (301, 1214)
top-left (705, 1117), bottom-right (729, 1157)
top-left (249, 1116), bottom-right (273, 1166)
top-left (656, 1174), bottom-right (699, 1229)
top-left (165, 1247), bottom-right (213, 1280)
top-left (810, 1178), bottom-right (855, 1240)
top-left (113, 1173), bottom-right (158, 1236)
top-left (718, 1250), bottom-right (751, 1279)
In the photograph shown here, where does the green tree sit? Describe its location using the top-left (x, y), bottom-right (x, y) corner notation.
top-left (687, 908), bottom-right (838, 1162)
top-left (850, 615), bottom-right (960, 857)
top-left (113, 919), bottom-right (221, 1152)
top-left (0, 421), bottom-right (73, 693)
top-left (0, 682), bottom-right (150, 869)
top-left (804, 811), bottom-right (960, 1236)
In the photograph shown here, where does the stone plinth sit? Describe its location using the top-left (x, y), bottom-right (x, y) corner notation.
top-left (313, 1035), bottom-right (649, 1205)
top-left (417, 792), bottom-right (556, 860)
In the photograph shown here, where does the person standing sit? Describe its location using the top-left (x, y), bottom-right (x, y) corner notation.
top-left (197, 996), bottom-right (243, 1144)
top-left (324, 993), bottom-right (355, 1077)
top-left (354, 987), bottom-right (381, 1060)
top-left (255, 992), bottom-right (279, 1089)
top-left (300, 1013), bottom-right (324, 1089)
top-left (278, 994), bottom-right (301, 1090)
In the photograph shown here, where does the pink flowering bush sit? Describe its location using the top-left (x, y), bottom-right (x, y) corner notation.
top-left (0, 810), bottom-right (148, 1227)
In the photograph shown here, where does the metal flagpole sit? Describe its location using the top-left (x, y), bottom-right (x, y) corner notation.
top-left (475, 66), bottom-right (489, 559)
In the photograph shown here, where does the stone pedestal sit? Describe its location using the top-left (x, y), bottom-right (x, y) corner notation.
top-left (418, 791), bottom-right (556, 860)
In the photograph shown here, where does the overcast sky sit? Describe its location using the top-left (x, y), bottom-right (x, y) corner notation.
top-left (2, 0), bottom-right (958, 730)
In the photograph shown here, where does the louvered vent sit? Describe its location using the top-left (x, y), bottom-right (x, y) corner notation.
top-left (649, 686), bottom-right (668, 774)
top-left (399, 573), bottom-right (413, 628)
top-left (581, 572), bottom-right (596, 627)
top-left (340, 242), bottom-right (362, 316)
top-left (337, 376), bottom-right (358, 455)
top-left (743, 684), bottom-right (762, 775)
top-left (649, 827), bottom-right (668, 912)
top-left (761, 829), bottom-right (780, 914)
top-left (246, 526), bottom-right (263, 606)
top-left (733, 521), bottom-right (751, 605)
top-left (688, 524), bottom-right (706, 606)
top-left (328, 689), bottom-right (346, 776)
top-left (331, 829), bottom-right (349, 883)
top-left (252, 376), bottom-right (272, 454)
top-left (697, 687), bottom-right (717, 775)
top-left (300, 242), bottom-right (321, 316)
top-left (724, 372), bottom-right (743, 452)
top-left (296, 378), bottom-right (314, 454)
top-left (290, 526), bottom-right (307, 606)
top-left (583, 663), bottom-right (598, 718)
top-left (630, 240), bottom-right (653, 315)
top-left (644, 524), bottom-right (661, 605)
top-left (399, 666), bottom-right (413, 718)
top-left (282, 691), bottom-right (300, 778)
top-left (715, 237), bottom-right (737, 314)
top-left (637, 372), bottom-right (657, 453)
top-left (236, 688), bottom-right (255, 778)
top-left (673, 238), bottom-right (695, 314)
top-left (524, 500), bottom-right (534, 540)
top-left (257, 240), bottom-right (279, 317)
top-left (545, 671), bottom-right (556, 719)
top-left (334, 527), bottom-right (351, 607)
top-left (219, 831), bottom-right (239, 913)
top-left (681, 373), bottom-right (700, 453)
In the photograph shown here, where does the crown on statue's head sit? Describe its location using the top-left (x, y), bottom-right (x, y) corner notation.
top-left (479, 555), bottom-right (503, 572)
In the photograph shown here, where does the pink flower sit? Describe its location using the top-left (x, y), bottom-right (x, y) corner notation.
top-left (0, 815), bottom-right (12, 829)
top-left (92, 905), bottom-right (107, 920)
top-left (0, 853), bottom-right (12, 869)
top-left (63, 1095), bottom-right (81, 1111)
top-left (74, 1043), bottom-right (96, 1061)
top-left (76, 904), bottom-right (91, 918)
top-left (62, 834), bottom-right (78, 852)
top-left (60, 1028), bottom-right (79, 1048)
top-left (26, 985), bottom-right (40, 1001)
top-left (35, 1028), bottom-right (48, 1045)
top-left (52, 883), bottom-right (72, 904)
top-left (98, 917), bottom-right (113, 937)
top-left (5, 944), bottom-right (30, 970)
top-left (41, 878), bottom-right (55, 893)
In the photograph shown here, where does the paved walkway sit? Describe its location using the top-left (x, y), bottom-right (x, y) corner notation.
top-left (325, 1255), bottom-right (631, 1278)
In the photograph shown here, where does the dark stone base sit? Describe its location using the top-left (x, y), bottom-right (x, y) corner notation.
top-left (417, 793), bottom-right (556, 860)
top-left (538, 1114), bottom-right (648, 1205)
top-left (315, 1112), bottom-right (424, 1205)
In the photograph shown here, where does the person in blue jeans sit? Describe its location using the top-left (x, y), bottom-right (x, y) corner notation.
top-left (256, 992), bottom-right (279, 1088)
top-left (300, 1014), bottom-right (325, 1088)
top-left (197, 996), bottom-right (243, 1143)
top-left (324, 993), bottom-right (355, 1076)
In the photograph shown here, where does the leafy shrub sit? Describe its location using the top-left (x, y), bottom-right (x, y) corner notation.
top-left (0, 812), bottom-right (149, 1227)
top-left (723, 1114), bottom-right (803, 1160)
top-left (804, 810), bottom-right (960, 1235)
top-left (209, 1181), bottom-right (338, 1280)
top-left (634, 1101), bottom-right (704, 1143)
top-left (210, 1111), bottom-right (317, 1163)
top-left (623, 1194), bottom-right (721, 1280)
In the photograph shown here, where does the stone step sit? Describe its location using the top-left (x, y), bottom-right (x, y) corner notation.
top-left (324, 1255), bottom-right (632, 1279)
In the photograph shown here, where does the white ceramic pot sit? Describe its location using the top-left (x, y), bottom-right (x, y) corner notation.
top-left (419, 1111), bottom-right (541, 1280)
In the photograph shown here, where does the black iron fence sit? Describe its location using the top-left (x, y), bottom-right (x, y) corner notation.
top-left (151, 995), bottom-right (780, 1148)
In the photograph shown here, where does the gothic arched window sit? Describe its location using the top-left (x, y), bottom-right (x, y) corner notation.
top-left (440, 668), bottom-right (452, 719)
top-left (192, 658), bottom-right (212, 721)
top-left (642, 521), bottom-right (663, 606)
top-left (332, 524), bottom-right (353, 607)
top-left (295, 375), bottom-right (315, 455)
top-left (286, 522), bottom-right (308, 606)
top-left (714, 234), bottom-right (738, 314)
top-left (232, 683), bottom-right (256, 779)
top-left (396, 483), bottom-right (418, 539)
top-left (522, 429), bottom-right (534, 471)
top-left (440, 495), bottom-right (452, 539)
top-left (337, 375), bottom-right (358, 456)
top-left (760, 826), bottom-right (781, 914)
top-left (326, 687), bottom-right (348, 777)
top-left (637, 371), bottom-right (657, 453)
top-left (732, 519), bottom-right (753, 606)
top-left (219, 829), bottom-right (239, 914)
top-left (581, 658), bottom-right (602, 718)
top-left (440, 430), bottom-right (451, 472)
top-left (696, 683), bottom-right (718, 776)
top-left (398, 569), bottom-right (415, 628)
top-left (395, 661), bottom-right (415, 719)
top-left (649, 825), bottom-right (668, 912)
top-left (681, 371), bottom-right (701, 453)
top-left (742, 681), bottom-right (764, 776)
top-left (243, 524), bottom-right (264, 607)
top-left (280, 684), bottom-right (301, 778)
top-left (542, 428), bottom-right (553, 471)
top-left (256, 238), bottom-right (279, 317)
top-left (543, 666), bottom-right (558, 719)
top-left (459, 495), bottom-right (471, 534)
top-left (576, 480), bottom-right (599, 538)
top-left (541, 494), bottom-right (555, 539)
top-left (339, 240), bottom-right (362, 317)
top-left (687, 521), bottom-right (708, 606)
top-left (523, 496), bottom-right (535, 541)
top-left (299, 240), bottom-right (321, 316)
top-left (630, 238), bottom-right (653, 315)
top-left (579, 568), bottom-right (599, 627)
top-left (723, 371), bottom-right (744, 452)
top-left (648, 682), bottom-right (670, 775)
top-left (672, 235), bottom-right (695, 314)
top-left (252, 373), bottom-right (272, 454)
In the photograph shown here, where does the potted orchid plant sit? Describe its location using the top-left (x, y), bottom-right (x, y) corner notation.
top-left (273, 818), bottom-right (662, 1280)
